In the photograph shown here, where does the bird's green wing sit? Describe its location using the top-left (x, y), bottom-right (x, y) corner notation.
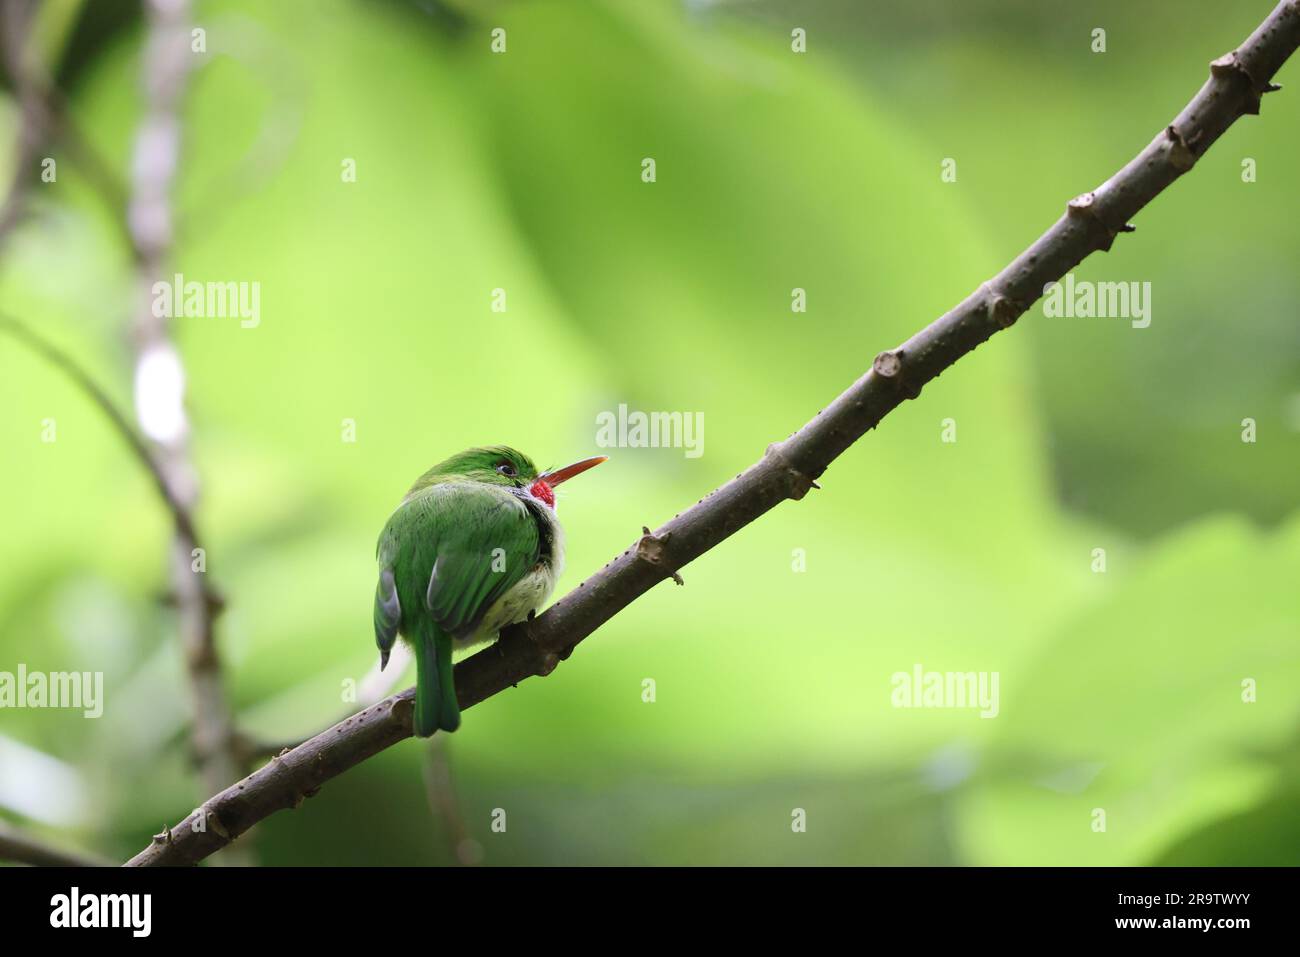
top-left (421, 485), bottom-right (541, 636)
top-left (372, 566), bottom-right (401, 669)
top-left (376, 482), bottom-right (541, 641)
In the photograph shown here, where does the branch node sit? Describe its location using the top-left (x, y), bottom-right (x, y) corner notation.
top-left (1066, 192), bottom-right (1133, 251)
top-left (872, 349), bottom-right (903, 378)
top-left (204, 808), bottom-right (230, 840)
top-left (635, 527), bottom-right (687, 583)
top-left (536, 652), bottom-right (560, 677)
top-left (1209, 51), bottom-right (1277, 114)
top-left (981, 283), bottom-right (1024, 329)
top-left (635, 529), bottom-right (667, 563)
top-left (763, 443), bottom-right (819, 500)
top-left (389, 694), bottom-right (415, 733)
top-left (1163, 125), bottom-right (1197, 171)
top-left (872, 349), bottom-right (922, 400)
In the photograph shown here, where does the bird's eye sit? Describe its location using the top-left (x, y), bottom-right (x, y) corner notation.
top-left (496, 462), bottom-right (517, 478)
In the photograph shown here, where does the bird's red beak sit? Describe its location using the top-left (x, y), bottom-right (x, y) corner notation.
top-left (539, 455), bottom-right (608, 487)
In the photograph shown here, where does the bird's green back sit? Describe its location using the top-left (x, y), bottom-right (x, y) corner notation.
top-left (374, 446), bottom-right (552, 734)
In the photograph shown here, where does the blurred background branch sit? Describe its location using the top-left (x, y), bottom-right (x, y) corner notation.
top-left (122, 0), bottom-right (248, 864)
top-left (0, 0), bottom-right (246, 865)
top-left (422, 737), bottom-right (481, 866)
top-left (0, 817), bottom-right (111, 867)
top-left (0, 0), bottom-right (50, 247)
top-left (0, 311), bottom-right (197, 538)
top-left (0, 0), bottom-right (129, 252)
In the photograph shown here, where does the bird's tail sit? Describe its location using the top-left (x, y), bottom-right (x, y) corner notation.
top-left (413, 623), bottom-right (461, 736)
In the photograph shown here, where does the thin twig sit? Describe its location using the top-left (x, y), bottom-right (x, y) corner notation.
top-left (0, 312), bottom-right (202, 545)
top-left (125, 0), bottom-right (1300, 867)
top-left (422, 738), bottom-right (482, 866)
top-left (0, 0), bottom-right (51, 247)
top-left (0, 819), bottom-right (112, 867)
top-left (33, 82), bottom-right (134, 240)
top-left (0, 0), bottom-right (132, 252)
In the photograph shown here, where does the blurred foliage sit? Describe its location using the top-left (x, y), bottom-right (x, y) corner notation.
top-left (0, 0), bottom-right (1296, 865)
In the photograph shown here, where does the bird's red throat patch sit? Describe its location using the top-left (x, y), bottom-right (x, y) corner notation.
top-left (528, 479), bottom-right (555, 508)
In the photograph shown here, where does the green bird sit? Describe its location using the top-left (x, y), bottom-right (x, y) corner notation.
top-left (373, 446), bottom-right (606, 736)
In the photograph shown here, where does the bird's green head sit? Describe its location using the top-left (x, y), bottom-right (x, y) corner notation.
top-left (420, 446), bottom-right (540, 487)
top-left (408, 445), bottom-right (606, 508)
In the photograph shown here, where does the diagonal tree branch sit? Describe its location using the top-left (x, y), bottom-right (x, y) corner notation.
top-left (125, 0), bottom-right (1300, 867)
